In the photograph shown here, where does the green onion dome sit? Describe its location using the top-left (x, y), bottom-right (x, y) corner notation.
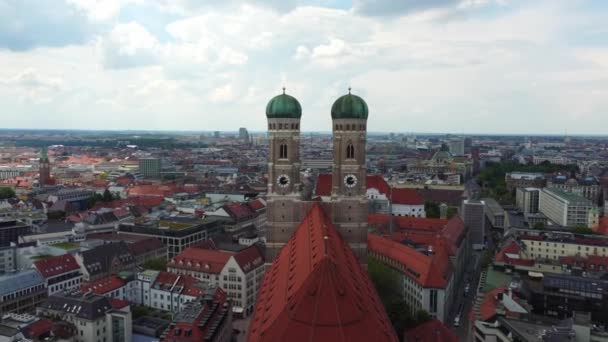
top-left (266, 89), bottom-right (302, 119)
top-left (331, 90), bottom-right (368, 120)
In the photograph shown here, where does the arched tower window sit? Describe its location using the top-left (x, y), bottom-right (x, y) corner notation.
top-left (346, 143), bottom-right (355, 159)
top-left (279, 144), bottom-right (288, 159)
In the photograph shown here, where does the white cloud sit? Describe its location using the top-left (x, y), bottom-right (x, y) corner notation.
top-left (1, 0), bottom-right (608, 134)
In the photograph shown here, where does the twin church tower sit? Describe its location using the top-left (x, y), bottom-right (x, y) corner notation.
top-left (264, 88), bottom-right (370, 261)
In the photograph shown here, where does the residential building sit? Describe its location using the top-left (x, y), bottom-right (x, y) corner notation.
top-left (462, 199), bottom-right (487, 250)
top-left (160, 287), bottom-right (232, 342)
top-left (81, 275), bottom-right (131, 301)
top-left (37, 292), bottom-right (132, 342)
top-left (139, 158), bottom-right (162, 178)
top-left (368, 234), bottom-right (454, 323)
top-left (33, 254), bottom-right (83, 296)
top-left (248, 203), bottom-right (398, 342)
top-left (517, 231), bottom-right (608, 260)
top-left (548, 174), bottom-right (601, 204)
top-left (505, 172), bottom-right (545, 191)
top-left (0, 243), bottom-right (17, 274)
top-left (540, 187), bottom-right (598, 228)
top-left (87, 232), bottom-right (166, 266)
top-left (391, 188), bottom-right (426, 217)
top-left (516, 187), bottom-right (540, 215)
top-left (75, 241), bottom-right (136, 281)
top-left (47, 188), bottom-right (95, 203)
top-left (168, 244), bottom-right (265, 316)
top-left (149, 272), bottom-right (205, 313)
top-left (0, 270), bottom-right (46, 314)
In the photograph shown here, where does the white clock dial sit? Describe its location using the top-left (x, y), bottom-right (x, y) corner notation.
top-left (344, 174), bottom-right (358, 188)
top-left (277, 174), bottom-right (290, 188)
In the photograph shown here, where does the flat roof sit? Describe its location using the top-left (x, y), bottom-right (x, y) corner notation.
top-left (543, 187), bottom-right (593, 204)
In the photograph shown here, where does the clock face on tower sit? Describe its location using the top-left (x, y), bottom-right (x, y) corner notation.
top-left (344, 174), bottom-right (358, 188)
top-left (277, 174), bottom-right (290, 188)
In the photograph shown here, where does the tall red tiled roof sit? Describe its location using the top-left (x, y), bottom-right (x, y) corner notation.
top-left (248, 203), bottom-right (398, 342)
top-left (233, 245), bottom-right (264, 274)
top-left (366, 175), bottom-right (390, 195)
top-left (169, 247), bottom-right (234, 274)
top-left (81, 275), bottom-right (125, 295)
top-left (369, 215), bottom-right (465, 256)
top-left (368, 234), bottom-right (453, 288)
top-left (405, 319), bottom-right (459, 342)
top-left (223, 202), bottom-right (254, 220)
top-left (33, 254), bottom-right (80, 278)
top-left (391, 188), bottom-right (424, 205)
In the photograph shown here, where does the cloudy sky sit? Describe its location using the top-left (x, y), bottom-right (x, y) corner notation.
top-left (1, 0), bottom-right (607, 134)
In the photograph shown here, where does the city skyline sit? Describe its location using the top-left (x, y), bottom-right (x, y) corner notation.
top-left (1, 0), bottom-right (608, 134)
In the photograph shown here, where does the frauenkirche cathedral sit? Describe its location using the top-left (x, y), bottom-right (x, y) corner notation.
top-left (264, 88), bottom-right (370, 262)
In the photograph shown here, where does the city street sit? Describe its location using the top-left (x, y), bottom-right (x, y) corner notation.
top-left (448, 251), bottom-right (482, 341)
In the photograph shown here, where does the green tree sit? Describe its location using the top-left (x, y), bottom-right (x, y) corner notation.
top-left (102, 189), bottom-right (113, 202)
top-left (0, 187), bottom-right (16, 199)
top-left (143, 257), bottom-right (168, 271)
top-left (533, 222), bottom-right (545, 230)
top-left (447, 207), bottom-right (457, 219)
top-left (573, 225), bottom-right (594, 235)
top-left (424, 201), bottom-right (440, 218)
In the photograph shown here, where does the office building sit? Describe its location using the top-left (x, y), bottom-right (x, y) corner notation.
top-left (139, 158), bottom-right (162, 178)
top-left (540, 188), bottom-right (598, 228)
top-left (0, 219), bottom-right (31, 247)
top-left (516, 187), bottom-right (540, 215)
top-left (119, 218), bottom-right (223, 259)
top-left (462, 199), bottom-right (486, 250)
top-left (448, 139), bottom-right (465, 156)
top-left (0, 270), bottom-right (47, 314)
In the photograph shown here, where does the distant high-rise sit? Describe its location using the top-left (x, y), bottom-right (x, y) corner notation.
top-left (39, 146), bottom-right (51, 186)
top-left (462, 199), bottom-right (486, 250)
top-left (139, 158), bottom-right (162, 179)
top-left (238, 127), bottom-right (249, 142)
top-left (448, 139), bottom-right (465, 156)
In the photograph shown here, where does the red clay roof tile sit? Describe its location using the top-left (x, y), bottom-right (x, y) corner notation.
top-left (248, 203), bottom-right (398, 342)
